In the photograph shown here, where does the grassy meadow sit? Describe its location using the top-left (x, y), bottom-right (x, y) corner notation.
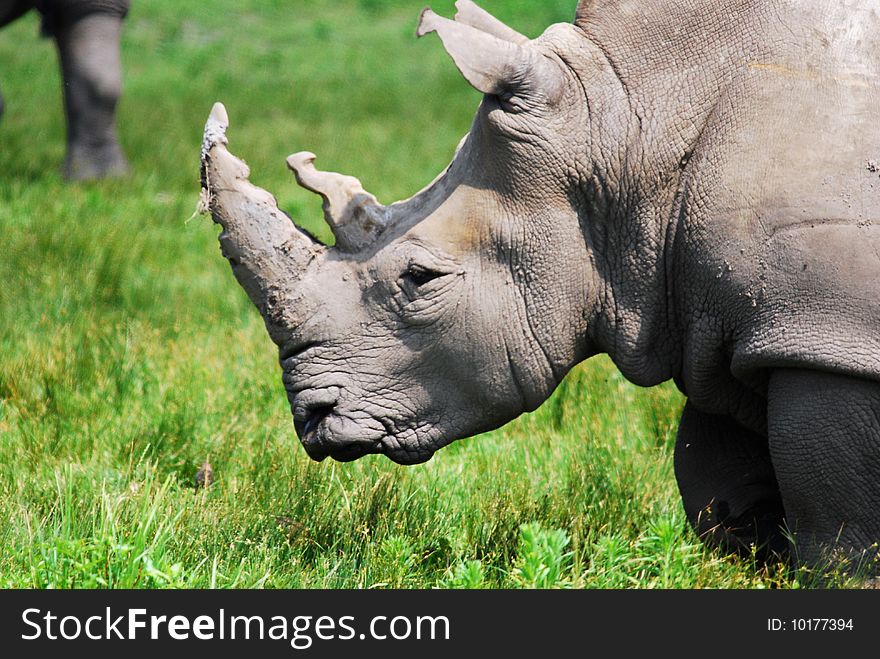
top-left (0, 0), bottom-right (832, 588)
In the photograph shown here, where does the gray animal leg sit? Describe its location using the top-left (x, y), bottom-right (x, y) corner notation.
top-left (768, 369), bottom-right (880, 574)
top-left (54, 13), bottom-right (128, 181)
top-left (674, 403), bottom-right (788, 561)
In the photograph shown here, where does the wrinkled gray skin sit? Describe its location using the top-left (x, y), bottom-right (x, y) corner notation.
top-left (201, 0), bottom-right (880, 570)
top-left (0, 0), bottom-right (128, 180)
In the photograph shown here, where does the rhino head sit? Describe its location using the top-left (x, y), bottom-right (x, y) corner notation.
top-left (201, 1), bottom-right (630, 465)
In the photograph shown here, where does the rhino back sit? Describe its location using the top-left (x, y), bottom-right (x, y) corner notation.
top-left (582, 0), bottom-right (880, 425)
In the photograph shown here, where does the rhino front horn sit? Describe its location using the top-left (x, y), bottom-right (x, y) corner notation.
top-left (417, 7), bottom-right (564, 105)
top-left (287, 152), bottom-right (391, 252)
top-left (200, 102), bottom-right (322, 344)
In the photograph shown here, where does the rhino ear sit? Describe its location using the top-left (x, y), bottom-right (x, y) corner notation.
top-left (286, 152), bottom-right (391, 252)
top-left (453, 1), bottom-right (529, 45)
top-left (417, 8), bottom-right (564, 106)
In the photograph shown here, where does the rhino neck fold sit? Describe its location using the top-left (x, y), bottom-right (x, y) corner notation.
top-left (567, 83), bottom-right (684, 387)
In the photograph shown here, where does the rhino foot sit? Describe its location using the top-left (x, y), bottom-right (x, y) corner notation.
top-left (62, 142), bottom-right (129, 181)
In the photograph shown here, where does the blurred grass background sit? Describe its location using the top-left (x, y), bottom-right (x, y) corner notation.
top-left (0, 0), bottom-right (822, 587)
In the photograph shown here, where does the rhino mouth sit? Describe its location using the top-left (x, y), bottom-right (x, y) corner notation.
top-left (286, 362), bottom-right (439, 465)
top-left (293, 404), bottom-right (382, 462)
top-left (293, 404), bottom-right (440, 465)
top-left (289, 385), bottom-right (400, 464)
top-left (384, 447), bottom-right (436, 466)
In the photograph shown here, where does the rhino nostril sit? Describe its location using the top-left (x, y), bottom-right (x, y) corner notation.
top-left (294, 404), bottom-right (335, 440)
top-left (280, 340), bottom-right (320, 362)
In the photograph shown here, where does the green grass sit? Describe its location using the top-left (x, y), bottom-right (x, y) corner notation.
top-left (0, 0), bottom-right (843, 588)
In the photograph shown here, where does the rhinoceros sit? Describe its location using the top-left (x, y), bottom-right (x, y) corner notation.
top-left (199, 0), bottom-right (880, 569)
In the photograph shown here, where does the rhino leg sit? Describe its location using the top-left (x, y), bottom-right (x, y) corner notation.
top-left (54, 13), bottom-right (128, 181)
top-left (768, 370), bottom-right (880, 574)
top-left (674, 403), bottom-right (788, 561)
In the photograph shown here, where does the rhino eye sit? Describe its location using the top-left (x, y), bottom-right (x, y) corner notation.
top-left (402, 264), bottom-right (444, 288)
top-left (495, 91), bottom-right (520, 114)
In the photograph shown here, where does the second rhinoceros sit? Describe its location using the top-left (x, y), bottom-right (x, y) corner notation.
top-left (200, 0), bottom-right (880, 568)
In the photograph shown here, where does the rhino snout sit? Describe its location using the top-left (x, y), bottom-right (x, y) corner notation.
top-left (291, 390), bottom-right (386, 463)
top-left (294, 404), bottom-right (381, 463)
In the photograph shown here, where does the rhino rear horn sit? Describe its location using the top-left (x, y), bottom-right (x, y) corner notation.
top-left (286, 152), bottom-right (391, 252)
top-left (453, 1), bottom-right (529, 45)
top-left (417, 7), bottom-right (564, 105)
